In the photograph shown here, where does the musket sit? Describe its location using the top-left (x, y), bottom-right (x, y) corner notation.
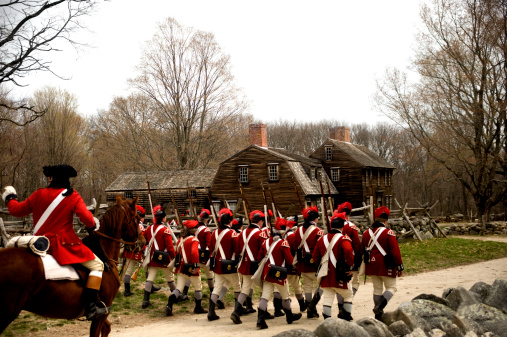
top-left (267, 182), bottom-right (282, 219)
top-left (186, 182), bottom-right (197, 220)
top-left (206, 189), bottom-right (219, 226)
top-left (238, 179), bottom-right (252, 215)
top-left (146, 173), bottom-right (155, 224)
top-left (260, 182), bottom-right (271, 229)
top-left (325, 177), bottom-right (334, 210)
top-left (169, 190), bottom-right (182, 242)
top-left (318, 177), bottom-right (329, 229)
top-left (292, 179), bottom-right (305, 212)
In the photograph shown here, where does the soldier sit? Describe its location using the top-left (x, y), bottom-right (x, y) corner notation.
top-left (292, 206), bottom-right (324, 318)
top-left (207, 208), bottom-right (241, 321)
top-left (123, 205), bottom-right (147, 297)
top-left (361, 206), bottom-right (404, 320)
top-left (313, 212), bottom-right (355, 320)
top-left (142, 206), bottom-right (176, 309)
top-left (231, 210), bottom-right (268, 324)
top-left (337, 202), bottom-right (362, 295)
top-left (284, 215), bottom-right (306, 312)
top-left (196, 209), bottom-right (214, 295)
top-left (2, 164), bottom-right (107, 320)
top-left (255, 218), bottom-right (302, 329)
top-left (165, 219), bottom-right (207, 316)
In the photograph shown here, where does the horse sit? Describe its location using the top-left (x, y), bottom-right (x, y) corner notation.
top-left (0, 195), bottom-right (146, 337)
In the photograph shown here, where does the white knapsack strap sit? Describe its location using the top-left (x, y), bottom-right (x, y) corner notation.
top-left (195, 226), bottom-right (205, 249)
top-left (368, 228), bottom-right (387, 256)
top-left (298, 225), bottom-right (317, 253)
top-left (34, 189), bottom-right (67, 235)
top-left (241, 228), bottom-right (260, 261)
top-left (267, 239), bottom-right (280, 266)
top-left (321, 233), bottom-right (342, 268)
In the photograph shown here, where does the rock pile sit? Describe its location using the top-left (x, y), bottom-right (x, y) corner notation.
top-left (442, 223), bottom-right (507, 236)
top-left (273, 279), bottom-right (507, 337)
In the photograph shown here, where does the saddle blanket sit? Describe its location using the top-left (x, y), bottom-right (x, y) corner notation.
top-left (41, 254), bottom-right (80, 281)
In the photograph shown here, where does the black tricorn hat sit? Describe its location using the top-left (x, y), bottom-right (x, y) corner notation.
top-left (43, 164), bottom-right (77, 179)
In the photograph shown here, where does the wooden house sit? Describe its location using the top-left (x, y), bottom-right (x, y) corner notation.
top-left (105, 169), bottom-right (217, 219)
top-left (310, 126), bottom-right (396, 210)
top-left (210, 124), bottom-right (338, 219)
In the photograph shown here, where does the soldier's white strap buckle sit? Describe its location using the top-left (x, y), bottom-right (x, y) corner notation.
top-left (323, 233), bottom-right (342, 268)
top-left (34, 189), bottom-right (67, 235)
top-left (368, 228), bottom-right (387, 256)
top-left (298, 225), bottom-right (317, 253)
top-left (242, 228), bottom-right (260, 262)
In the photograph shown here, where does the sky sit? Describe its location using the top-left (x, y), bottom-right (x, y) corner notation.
top-left (17, 0), bottom-right (423, 125)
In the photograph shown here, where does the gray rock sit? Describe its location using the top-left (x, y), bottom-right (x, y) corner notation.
top-left (484, 279), bottom-right (507, 315)
top-left (273, 329), bottom-right (317, 337)
top-left (444, 324), bottom-right (465, 337)
top-left (388, 320), bottom-right (412, 336)
top-left (452, 315), bottom-right (485, 335)
top-left (398, 299), bottom-right (456, 331)
top-left (404, 328), bottom-right (428, 337)
top-left (445, 286), bottom-right (481, 311)
top-left (313, 317), bottom-right (370, 337)
top-left (463, 333), bottom-right (479, 337)
top-left (430, 329), bottom-right (446, 337)
top-left (387, 307), bottom-right (433, 333)
top-left (412, 294), bottom-right (449, 307)
top-left (356, 317), bottom-right (394, 337)
top-left (457, 303), bottom-right (507, 336)
top-left (469, 282), bottom-right (492, 302)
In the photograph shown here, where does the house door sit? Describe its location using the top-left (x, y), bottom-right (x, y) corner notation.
top-left (376, 193), bottom-right (383, 208)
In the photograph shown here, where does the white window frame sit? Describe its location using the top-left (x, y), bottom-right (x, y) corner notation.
top-left (325, 146), bottom-right (333, 161)
top-left (267, 163), bottom-right (279, 181)
top-left (331, 167), bottom-right (340, 182)
top-left (239, 165), bottom-right (249, 183)
top-left (227, 200), bottom-right (237, 214)
top-left (125, 191), bottom-right (133, 199)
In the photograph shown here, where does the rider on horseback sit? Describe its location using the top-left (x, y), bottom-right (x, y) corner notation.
top-left (2, 164), bottom-right (108, 321)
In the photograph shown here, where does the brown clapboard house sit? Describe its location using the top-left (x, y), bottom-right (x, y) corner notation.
top-left (309, 126), bottom-right (396, 210)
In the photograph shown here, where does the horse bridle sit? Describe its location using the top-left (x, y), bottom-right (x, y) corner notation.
top-left (93, 205), bottom-right (142, 247)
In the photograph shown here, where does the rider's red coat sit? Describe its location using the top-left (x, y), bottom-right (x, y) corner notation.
top-left (7, 187), bottom-right (96, 265)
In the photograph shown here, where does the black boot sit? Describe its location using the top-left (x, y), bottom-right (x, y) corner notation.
top-left (230, 300), bottom-right (243, 324)
top-left (256, 309), bottom-right (268, 329)
top-left (337, 303), bottom-right (344, 319)
top-left (207, 299), bottom-right (220, 321)
top-left (274, 298), bottom-right (285, 317)
top-left (306, 293), bottom-right (321, 319)
top-left (178, 286), bottom-right (189, 302)
top-left (141, 290), bottom-right (151, 309)
top-left (323, 313), bottom-right (330, 319)
top-left (342, 309), bottom-right (353, 321)
top-left (373, 296), bottom-right (388, 320)
top-left (151, 284), bottom-right (161, 293)
top-left (165, 294), bottom-right (177, 316)
top-left (84, 288), bottom-right (108, 320)
top-left (194, 299), bottom-right (208, 314)
top-left (283, 308), bottom-right (302, 324)
top-left (298, 298), bottom-right (307, 312)
top-left (124, 282), bottom-right (133, 297)
top-left (216, 299), bottom-right (225, 309)
top-left (264, 310), bottom-right (275, 319)
top-left (244, 296), bottom-right (256, 314)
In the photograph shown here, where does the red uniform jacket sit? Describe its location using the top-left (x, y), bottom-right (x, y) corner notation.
top-left (257, 237), bottom-right (293, 286)
top-left (292, 222), bottom-right (324, 273)
top-left (313, 232), bottom-right (354, 289)
top-left (284, 229), bottom-right (298, 275)
top-left (361, 223), bottom-right (403, 278)
top-left (342, 220), bottom-right (361, 270)
top-left (145, 224), bottom-right (175, 268)
top-left (236, 224), bottom-right (267, 275)
top-left (7, 187), bottom-right (95, 265)
top-left (175, 235), bottom-right (200, 276)
top-left (196, 223), bottom-right (211, 251)
top-left (124, 222), bottom-right (145, 261)
top-left (209, 228), bottom-right (238, 274)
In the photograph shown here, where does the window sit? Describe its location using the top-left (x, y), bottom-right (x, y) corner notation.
top-left (305, 198), bottom-right (312, 208)
top-left (365, 170), bottom-right (370, 187)
top-left (325, 146), bottom-right (333, 161)
top-left (125, 191), bottom-right (133, 199)
top-left (212, 201), bottom-right (220, 215)
top-left (388, 171), bottom-right (392, 186)
top-left (227, 200), bottom-right (237, 214)
top-left (314, 168), bottom-right (319, 180)
top-left (239, 166), bottom-right (249, 183)
top-left (311, 168), bottom-right (316, 180)
top-left (331, 167), bottom-right (340, 182)
top-left (268, 164), bottom-right (279, 181)
top-left (188, 189), bottom-right (196, 199)
top-left (385, 170), bottom-right (388, 186)
top-left (377, 170), bottom-right (380, 186)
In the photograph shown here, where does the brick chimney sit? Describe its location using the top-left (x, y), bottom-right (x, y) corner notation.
top-left (249, 123), bottom-right (268, 147)
top-left (329, 126), bottom-right (350, 143)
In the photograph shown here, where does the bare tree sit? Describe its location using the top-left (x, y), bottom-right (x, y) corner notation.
top-left (129, 17), bottom-right (248, 169)
top-left (0, 0), bottom-right (98, 124)
top-left (375, 0), bottom-right (507, 230)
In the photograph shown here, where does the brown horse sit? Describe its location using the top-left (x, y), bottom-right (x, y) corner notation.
top-left (0, 195), bottom-right (145, 337)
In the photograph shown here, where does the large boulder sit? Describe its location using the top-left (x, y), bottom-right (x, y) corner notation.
top-left (313, 318), bottom-right (370, 337)
top-left (457, 303), bottom-right (507, 336)
top-left (397, 299), bottom-right (456, 331)
top-left (452, 315), bottom-right (485, 335)
top-left (383, 307), bottom-right (433, 333)
top-left (444, 286), bottom-right (481, 311)
top-left (273, 329), bottom-right (317, 337)
top-left (469, 282), bottom-right (492, 302)
top-left (404, 328), bottom-right (428, 337)
top-left (412, 293), bottom-right (449, 307)
top-left (483, 279), bottom-right (507, 314)
top-left (355, 317), bottom-right (393, 337)
top-left (387, 320), bottom-right (412, 336)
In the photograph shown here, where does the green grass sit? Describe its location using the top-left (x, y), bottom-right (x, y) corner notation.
top-left (3, 237), bottom-right (507, 335)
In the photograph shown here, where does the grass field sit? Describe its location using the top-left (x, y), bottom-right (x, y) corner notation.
top-left (2, 236), bottom-right (507, 336)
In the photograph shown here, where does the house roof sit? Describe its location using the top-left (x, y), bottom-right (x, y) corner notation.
top-left (287, 162), bottom-right (338, 195)
top-left (105, 169), bottom-right (217, 192)
top-left (328, 139), bottom-right (396, 169)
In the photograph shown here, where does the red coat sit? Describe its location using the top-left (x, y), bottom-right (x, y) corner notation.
top-left (292, 223), bottom-right (324, 273)
top-left (236, 224), bottom-right (267, 275)
top-left (342, 220), bottom-right (361, 270)
top-left (283, 229), bottom-right (298, 275)
top-left (124, 222), bottom-right (145, 261)
top-left (175, 235), bottom-right (200, 275)
top-left (145, 224), bottom-right (175, 268)
top-left (313, 232), bottom-right (354, 289)
top-left (361, 223), bottom-right (403, 277)
top-left (196, 224), bottom-right (211, 251)
top-left (209, 228), bottom-right (238, 274)
top-left (7, 187), bottom-right (95, 265)
top-left (257, 237), bottom-right (293, 286)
